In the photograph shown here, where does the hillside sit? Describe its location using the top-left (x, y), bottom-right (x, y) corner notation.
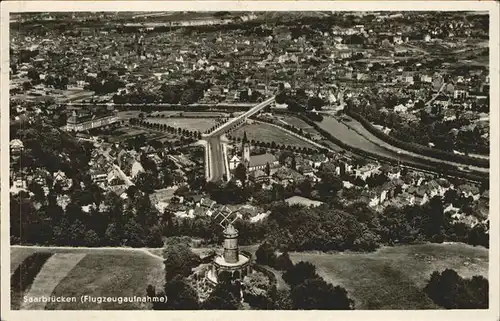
top-left (290, 243), bottom-right (488, 309)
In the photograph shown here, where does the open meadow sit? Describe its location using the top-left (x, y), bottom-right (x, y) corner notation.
top-left (11, 247), bottom-right (165, 310)
top-left (290, 243), bottom-right (488, 310)
top-left (231, 122), bottom-right (318, 149)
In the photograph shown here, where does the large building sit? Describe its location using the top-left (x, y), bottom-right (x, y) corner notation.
top-left (229, 131), bottom-right (279, 172)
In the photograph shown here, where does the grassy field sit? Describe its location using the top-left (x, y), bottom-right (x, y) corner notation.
top-left (278, 115), bottom-right (319, 135)
top-left (232, 122), bottom-right (317, 149)
top-left (11, 247), bottom-right (39, 275)
top-left (21, 253), bottom-right (87, 310)
top-left (116, 110), bottom-right (143, 120)
top-left (316, 116), bottom-right (396, 156)
top-left (290, 243), bottom-right (488, 310)
top-left (10, 248), bottom-right (165, 310)
top-left (145, 117), bottom-right (218, 132)
top-left (10, 243), bottom-right (487, 310)
top-left (47, 252), bottom-right (165, 310)
top-left (278, 115), bottom-right (313, 129)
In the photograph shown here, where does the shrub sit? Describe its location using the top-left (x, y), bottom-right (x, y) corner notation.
top-left (255, 242), bottom-right (277, 267)
top-left (290, 278), bottom-right (354, 310)
top-left (275, 251), bottom-right (294, 271)
top-left (282, 261), bottom-right (318, 287)
top-left (424, 269), bottom-right (488, 309)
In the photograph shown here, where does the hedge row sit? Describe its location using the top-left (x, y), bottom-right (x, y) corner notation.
top-left (298, 114), bottom-right (489, 184)
top-left (345, 109), bottom-right (489, 168)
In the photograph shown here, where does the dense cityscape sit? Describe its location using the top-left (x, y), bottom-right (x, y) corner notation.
top-left (9, 11), bottom-right (489, 311)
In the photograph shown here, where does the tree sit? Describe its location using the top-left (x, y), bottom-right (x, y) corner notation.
top-left (83, 229), bottom-right (100, 246)
top-left (307, 96), bottom-right (325, 111)
top-left (28, 181), bottom-right (45, 202)
top-left (424, 269), bottom-right (488, 309)
top-left (316, 163), bottom-right (342, 199)
top-left (275, 251), bottom-right (294, 271)
top-left (154, 276), bottom-right (199, 310)
top-left (242, 272), bottom-right (275, 309)
top-left (255, 242), bottom-right (277, 267)
top-left (235, 163), bottom-right (247, 187)
top-left (291, 155), bottom-right (297, 170)
top-left (265, 162), bottom-right (271, 177)
top-left (162, 242), bottom-right (201, 281)
top-left (290, 278), bottom-right (354, 310)
top-left (274, 289), bottom-right (293, 310)
top-left (298, 179), bottom-right (313, 198)
top-left (104, 223), bottom-right (122, 246)
top-left (202, 282), bottom-right (241, 310)
top-left (282, 261), bottom-right (318, 287)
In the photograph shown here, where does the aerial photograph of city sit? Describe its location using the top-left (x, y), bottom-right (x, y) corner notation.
top-left (5, 9), bottom-right (493, 312)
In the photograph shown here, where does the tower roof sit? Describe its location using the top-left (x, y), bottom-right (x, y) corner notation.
top-left (242, 131), bottom-right (248, 145)
top-left (223, 223), bottom-right (238, 236)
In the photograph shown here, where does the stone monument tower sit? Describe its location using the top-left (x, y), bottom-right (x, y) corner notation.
top-left (223, 224), bottom-right (239, 264)
top-left (206, 206), bottom-right (252, 284)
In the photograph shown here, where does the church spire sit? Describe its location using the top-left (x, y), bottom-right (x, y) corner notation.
top-left (241, 131), bottom-right (250, 165)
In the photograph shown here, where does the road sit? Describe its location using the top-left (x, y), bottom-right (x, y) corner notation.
top-left (202, 97), bottom-right (275, 181)
top-left (207, 136), bottom-right (225, 182)
top-left (206, 96), bottom-right (275, 137)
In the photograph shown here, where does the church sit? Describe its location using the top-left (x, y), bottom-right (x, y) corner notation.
top-left (229, 132), bottom-right (279, 172)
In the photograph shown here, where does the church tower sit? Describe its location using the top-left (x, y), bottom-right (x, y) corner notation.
top-left (241, 131), bottom-right (250, 167)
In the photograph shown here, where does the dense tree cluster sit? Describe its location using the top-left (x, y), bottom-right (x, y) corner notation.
top-left (424, 269), bottom-right (488, 309)
top-left (202, 276), bottom-right (242, 310)
top-left (275, 89), bottom-right (326, 113)
top-left (377, 197), bottom-right (489, 248)
top-left (12, 120), bottom-right (93, 179)
top-left (264, 202), bottom-right (380, 252)
top-left (162, 240), bottom-right (201, 281)
top-left (239, 89), bottom-right (264, 103)
top-left (11, 184), bottom-right (167, 248)
top-left (345, 96), bottom-right (489, 157)
top-left (148, 276), bottom-right (200, 310)
top-left (282, 261), bottom-right (355, 310)
top-left (113, 79), bottom-right (209, 105)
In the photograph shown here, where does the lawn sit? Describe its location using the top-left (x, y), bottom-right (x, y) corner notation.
top-left (316, 116), bottom-right (396, 157)
top-left (46, 252), bottom-right (165, 310)
top-left (145, 117), bottom-right (218, 132)
top-left (21, 253), bottom-right (87, 310)
top-left (231, 122), bottom-right (317, 149)
top-left (11, 247), bottom-right (39, 275)
top-left (278, 115), bottom-right (314, 129)
top-left (278, 115), bottom-right (324, 136)
top-left (10, 247), bottom-right (165, 310)
top-left (290, 243), bottom-right (488, 310)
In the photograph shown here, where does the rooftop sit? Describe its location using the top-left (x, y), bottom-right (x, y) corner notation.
top-left (249, 153), bottom-right (277, 168)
